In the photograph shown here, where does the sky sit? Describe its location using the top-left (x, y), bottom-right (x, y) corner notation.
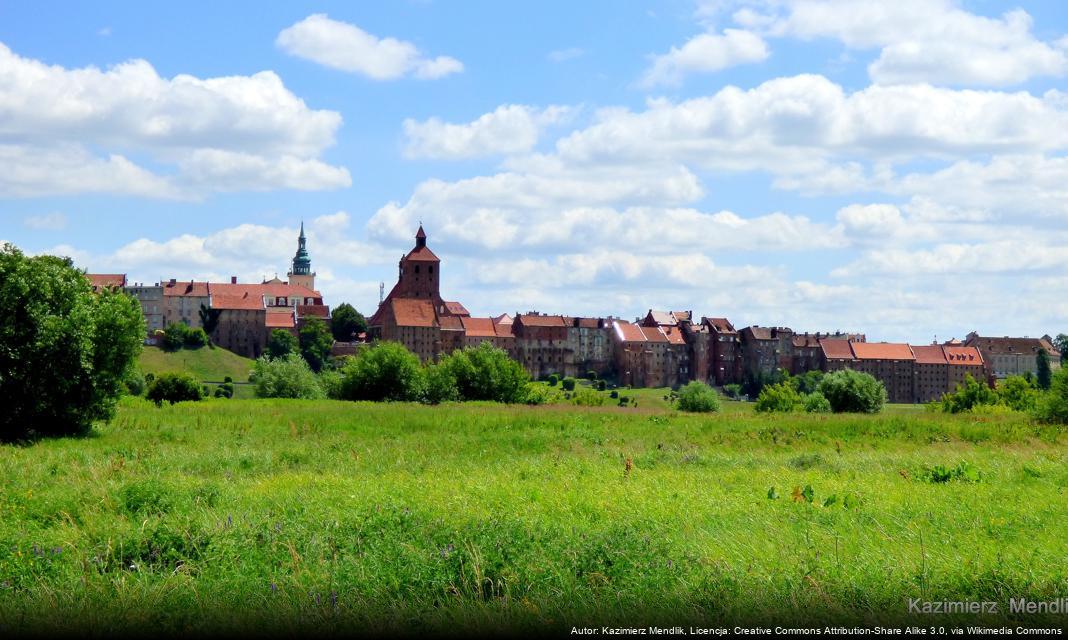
top-left (1, 0), bottom-right (1067, 343)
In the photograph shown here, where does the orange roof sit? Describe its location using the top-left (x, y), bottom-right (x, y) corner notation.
top-left (852, 342), bottom-right (915, 361)
top-left (404, 245), bottom-right (440, 262)
top-left (493, 313), bottom-right (513, 325)
top-left (266, 309), bottom-right (295, 328)
top-left (820, 339), bottom-right (855, 360)
top-left (660, 326), bottom-right (687, 345)
top-left (211, 282), bottom-right (321, 301)
top-left (518, 314), bottom-right (567, 327)
top-left (391, 298), bottom-right (437, 328)
top-left (640, 325), bottom-right (669, 343)
top-left (440, 315), bottom-right (464, 331)
top-left (211, 293), bottom-right (264, 311)
top-left (704, 317), bottom-right (736, 334)
top-left (87, 274), bottom-right (127, 289)
top-left (163, 280), bottom-right (209, 297)
top-left (613, 320), bottom-right (647, 343)
top-left (462, 317), bottom-right (497, 338)
top-left (494, 321), bottom-right (515, 338)
top-left (444, 301), bottom-right (470, 316)
top-left (944, 345), bottom-right (983, 366)
top-left (296, 304), bottom-right (330, 318)
top-left (911, 345), bottom-right (947, 365)
top-left (573, 317), bottom-right (602, 329)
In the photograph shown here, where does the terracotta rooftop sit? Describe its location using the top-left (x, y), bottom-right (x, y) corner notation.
top-left (210, 282), bottom-right (322, 301)
top-left (640, 325), bottom-right (669, 343)
top-left (494, 322), bottom-right (516, 338)
top-left (613, 320), bottom-right (647, 343)
top-left (440, 315), bottom-right (464, 331)
top-left (660, 325), bottom-right (687, 345)
top-left (86, 274), bottom-right (127, 289)
top-left (265, 309), bottom-right (295, 328)
top-left (968, 335), bottom-right (1060, 358)
top-left (820, 339), bottom-right (855, 360)
top-left (518, 314), bottom-right (567, 327)
top-left (944, 345), bottom-right (984, 366)
top-left (391, 298), bottom-right (437, 328)
top-left (462, 316), bottom-right (497, 337)
top-left (211, 292), bottom-right (264, 311)
top-left (444, 300), bottom-right (470, 316)
top-left (573, 317), bottom-right (602, 329)
top-left (646, 310), bottom-right (677, 326)
top-left (403, 245), bottom-right (440, 262)
top-left (704, 317), bottom-right (737, 334)
top-left (852, 342), bottom-right (915, 361)
top-left (493, 313), bottom-right (513, 325)
top-left (911, 344), bottom-right (947, 365)
top-left (673, 311), bottom-right (692, 323)
top-left (163, 280), bottom-right (209, 297)
top-left (296, 304), bottom-right (330, 318)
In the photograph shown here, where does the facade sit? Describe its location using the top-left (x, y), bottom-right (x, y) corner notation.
top-left (512, 313), bottom-right (573, 379)
top-left (705, 317), bottom-right (741, 385)
top-left (163, 280), bottom-right (211, 329)
top-left (740, 326), bottom-right (795, 381)
top-left (611, 320), bottom-right (689, 388)
top-left (124, 282), bottom-right (165, 333)
top-left (963, 333), bottom-right (1061, 381)
top-left (911, 345), bottom-right (949, 403)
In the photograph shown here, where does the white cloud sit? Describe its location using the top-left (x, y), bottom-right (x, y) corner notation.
top-left (548, 47), bottom-right (585, 62)
top-left (742, 0), bottom-right (1067, 86)
top-left (0, 42), bottom-right (348, 198)
top-left (402, 105), bottom-right (572, 159)
top-left (276, 14), bottom-right (463, 80)
top-left (640, 29), bottom-right (768, 87)
top-left (22, 212), bottom-right (68, 231)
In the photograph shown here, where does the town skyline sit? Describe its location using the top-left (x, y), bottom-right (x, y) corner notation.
top-left (3, 1), bottom-right (1068, 343)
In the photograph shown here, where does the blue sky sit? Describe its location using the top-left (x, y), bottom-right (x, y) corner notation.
top-left (2, 0), bottom-right (1067, 342)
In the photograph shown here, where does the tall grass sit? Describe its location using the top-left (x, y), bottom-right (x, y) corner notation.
top-left (0, 398), bottom-right (1065, 634)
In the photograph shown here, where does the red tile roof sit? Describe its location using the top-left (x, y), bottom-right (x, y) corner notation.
top-left (266, 309), bottom-right (295, 328)
top-left (640, 325), bottom-right (669, 343)
top-left (440, 315), bottom-right (464, 331)
top-left (518, 314), bottom-right (567, 327)
top-left (494, 322), bottom-right (515, 338)
top-left (704, 317), bottom-right (737, 334)
top-left (86, 274), bottom-right (127, 289)
top-left (944, 345), bottom-right (983, 366)
top-left (646, 310), bottom-right (677, 326)
top-left (911, 345), bottom-right (947, 365)
top-left (163, 280), bottom-right (209, 297)
top-left (211, 282), bottom-right (321, 301)
top-left (493, 313), bottom-right (513, 325)
top-left (968, 335), bottom-right (1060, 358)
top-left (296, 304), bottom-right (330, 318)
top-left (573, 317), bottom-right (602, 329)
top-left (462, 316), bottom-right (497, 337)
top-left (852, 342), bottom-right (915, 361)
top-left (444, 300), bottom-right (470, 316)
top-left (391, 298), bottom-right (437, 328)
top-left (660, 325), bottom-right (687, 345)
top-left (211, 292), bottom-right (264, 311)
top-left (404, 245), bottom-right (440, 262)
top-left (613, 320), bottom-right (647, 343)
top-left (820, 339), bottom-right (855, 360)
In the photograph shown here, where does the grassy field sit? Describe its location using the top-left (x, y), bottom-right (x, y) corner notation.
top-left (138, 345), bottom-right (255, 383)
top-left (2, 398), bottom-right (1067, 635)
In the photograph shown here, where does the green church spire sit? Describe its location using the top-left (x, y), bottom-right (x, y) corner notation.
top-left (292, 221), bottom-right (311, 275)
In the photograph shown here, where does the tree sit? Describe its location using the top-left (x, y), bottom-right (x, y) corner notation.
top-left (755, 382), bottom-right (803, 413)
top-left (299, 317), bottom-right (334, 372)
top-left (267, 329), bottom-right (299, 359)
top-left (0, 245), bottom-right (144, 439)
top-left (161, 323), bottom-right (189, 352)
top-left (250, 353), bottom-right (324, 399)
top-left (330, 302), bottom-right (367, 341)
top-left (676, 381), bottom-right (721, 413)
top-left (1054, 334), bottom-right (1068, 366)
top-left (183, 327), bottom-right (209, 348)
top-left (423, 362), bottom-right (459, 404)
top-left (439, 342), bottom-right (531, 403)
top-left (802, 391), bottom-right (831, 413)
top-left (1037, 349), bottom-right (1052, 391)
top-left (791, 370), bottom-right (824, 395)
top-left (198, 304), bottom-right (221, 338)
top-left (997, 375), bottom-right (1038, 412)
top-left (939, 373), bottom-right (997, 414)
top-left (818, 369), bottom-right (886, 413)
top-left (1035, 367), bottom-right (1068, 424)
top-left (338, 341), bottom-right (425, 402)
top-left (146, 372), bottom-right (204, 406)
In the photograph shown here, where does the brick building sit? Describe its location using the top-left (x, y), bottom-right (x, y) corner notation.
top-left (963, 333), bottom-right (1061, 382)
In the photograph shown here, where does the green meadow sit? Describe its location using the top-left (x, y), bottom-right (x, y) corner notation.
top-left (1, 398), bottom-right (1067, 635)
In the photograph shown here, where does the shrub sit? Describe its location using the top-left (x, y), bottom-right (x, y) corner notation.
top-left (755, 382), bottom-right (802, 413)
top-left (183, 327), bottom-right (209, 348)
top-left (299, 317), bottom-right (334, 373)
top-left (802, 391), bottom-right (831, 413)
top-left (597, 380), bottom-right (607, 391)
top-left (144, 372), bottom-right (155, 384)
top-left (561, 377), bottom-right (576, 392)
top-left (0, 246), bottom-right (144, 439)
top-left (572, 388), bottom-right (606, 407)
top-left (586, 370), bottom-right (598, 381)
top-left (676, 381), bottom-right (721, 413)
top-left (146, 373), bottom-right (204, 406)
top-left (267, 329), bottom-right (299, 360)
top-left (250, 354), bottom-right (324, 399)
top-left (723, 383), bottom-right (743, 400)
top-left (547, 374), bottom-right (559, 387)
top-left (213, 386), bottom-right (228, 398)
top-left (423, 362), bottom-right (459, 404)
top-left (791, 370), bottom-right (825, 395)
top-left (338, 341), bottom-right (425, 402)
top-left (438, 342), bottom-right (531, 403)
top-left (940, 373), bottom-right (997, 414)
top-left (124, 370), bottom-right (147, 397)
top-left (161, 323), bottom-right (188, 352)
top-left (1034, 367), bottom-right (1068, 424)
top-left (609, 390), bottom-right (619, 399)
top-left (819, 369), bottom-right (886, 413)
top-left (997, 375), bottom-right (1039, 412)
top-left (523, 384), bottom-right (551, 405)
top-left (319, 369), bottom-right (344, 400)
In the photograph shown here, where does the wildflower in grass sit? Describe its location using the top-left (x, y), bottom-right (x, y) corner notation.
top-left (270, 583), bottom-right (277, 593)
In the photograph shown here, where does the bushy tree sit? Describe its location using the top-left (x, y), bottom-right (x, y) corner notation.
top-left (561, 377), bottom-right (576, 392)
top-left (439, 342), bottom-right (531, 403)
top-left (250, 353), bottom-right (324, 399)
top-left (791, 370), bottom-right (825, 395)
top-left (183, 327), bottom-right (209, 348)
top-left (124, 371), bottom-right (147, 397)
top-left (338, 341), bottom-right (425, 401)
top-left (423, 362), bottom-right (459, 404)
top-left (319, 369), bottom-right (344, 400)
top-left (299, 317), bottom-right (334, 372)
top-left (1035, 367), bottom-right (1068, 424)
top-left (572, 388), bottom-right (606, 407)
top-left (267, 329), bottom-right (299, 359)
top-left (997, 375), bottom-right (1039, 412)
top-left (723, 383), bottom-right (743, 399)
top-left (743, 368), bottom-right (787, 398)
top-left (547, 374), bottom-right (559, 387)
top-left (1054, 334), bottom-right (1068, 366)
top-left (0, 245), bottom-right (144, 439)
top-left (676, 381), bottom-right (721, 413)
top-left (940, 373), bottom-right (997, 414)
top-left (161, 323), bottom-right (189, 352)
top-left (146, 372), bottom-right (204, 406)
top-left (1037, 350), bottom-right (1052, 391)
top-left (802, 391), bottom-right (831, 413)
top-left (755, 381), bottom-right (803, 413)
top-left (330, 302), bottom-right (368, 341)
top-left (198, 304), bottom-right (221, 337)
top-left (819, 369), bottom-right (886, 413)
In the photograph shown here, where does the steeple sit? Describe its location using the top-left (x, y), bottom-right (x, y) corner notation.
top-left (415, 224), bottom-right (427, 248)
top-left (287, 220), bottom-right (315, 290)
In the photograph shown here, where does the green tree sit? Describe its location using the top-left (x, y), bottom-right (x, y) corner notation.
top-left (755, 381), bottom-right (803, 413)
top-left (439, 342), bottom-right (531, 403)
top-left (1035, 367), bottom-right (1068, 424)
top-left (183, 327), bottom-right (209, 348)
top-left (1037, 349), bottom-right (1053, 391)
top-left (299, 316), bottom-right (334, 372)
top-left (198, 304), bottom-right (221, 338)
top-left (791, 370), bottom-right (824, 395)
top-left (250, 353), bottom-right (324, 399)
top-left (819, 369), bottom-right (887, 413)
top-left (423, 362), bottom-right (459, 404)
top-left (338, 341), bottom-right (425, 402)
top-left (330, 302), bottom-right (368, 341)
top-left (940, 373), bottom-right (997, 414)
top-left (1053, 333), bottom-right (1068, 366)
top-left (0, 245), bottom-right (144, 439)
top-left (997, 375), bottom-right (1039, 412)
top-left (146, 372), bottom-right (204, 406)
top-left (676, 381), bottom-right (721, 413)
top-left (161, 323), bottom-right (189, 352)
top-left (802, 391), bottom-right (831, 413)
top-left (267, 329), bottom-right (299, 359)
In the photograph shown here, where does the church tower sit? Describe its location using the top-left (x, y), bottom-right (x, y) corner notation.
top-left (287, 221), bottom-right (316, 291)
top-left (393, 225), bottom-right (441, 302)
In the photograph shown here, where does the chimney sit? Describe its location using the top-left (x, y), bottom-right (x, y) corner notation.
top-left (231, 276), bottom-right (238, 284)
top-left (169, 278), bottom-right (176, 285)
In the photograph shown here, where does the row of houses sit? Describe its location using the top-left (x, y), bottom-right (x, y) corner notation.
top-left (88, 224), bottom-right (330, 358)
top-left (368, 227), bottom-right (1062, 403)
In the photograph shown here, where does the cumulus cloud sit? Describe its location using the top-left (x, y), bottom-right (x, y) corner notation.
top-left (276, 14), bottom-right (463, 80)
top-left (402, 105), bottom-right (572, 159)
top-left (0, 42), bottom-right (349, 198)
top-left (22, 212), bottom-right (68, 231)
top-left (738, 0), bottom-right (1067, 86)
top-left (640, 29), bottom-right (768, 87)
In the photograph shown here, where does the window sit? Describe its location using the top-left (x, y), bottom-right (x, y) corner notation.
top-left (429, 266), bottom-right (434, 274)
top-left (415, 265), bottom-right (420, 274)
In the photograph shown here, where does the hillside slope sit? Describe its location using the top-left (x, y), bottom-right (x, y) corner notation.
top-left (138, 345), bottom-right (254, 382)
